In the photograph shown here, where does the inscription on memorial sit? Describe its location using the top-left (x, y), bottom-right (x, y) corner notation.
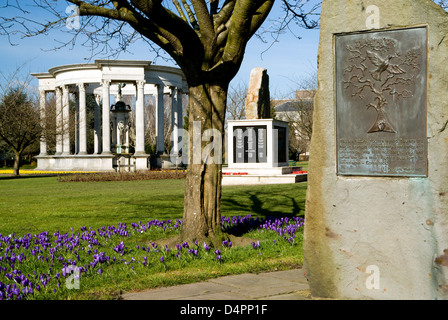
top-left (233, 126), bottom-right (267, 164)
top-left (335, 27), bottom-right (428, 177)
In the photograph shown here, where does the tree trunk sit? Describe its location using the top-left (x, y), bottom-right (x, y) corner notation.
top-left (13, 151), bottom-right (21, 176)
top-left (181, 82), bottom-right (228, 247)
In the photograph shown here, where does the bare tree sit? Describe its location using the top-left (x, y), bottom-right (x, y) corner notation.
top-left (40, 92), bottom-right (59, 155)
top-left (273, 71), bottom-right (315, 160)
top-left (0, 70), bottom-right (41, 175)
top-left (1, 0), bottom-right (319, 245)
top-left (438, 0), bottom-right (448, 9)
top-left (291, 71), bottom-right (316, 141)
top-left (226, 81), bottom-right (248, 121)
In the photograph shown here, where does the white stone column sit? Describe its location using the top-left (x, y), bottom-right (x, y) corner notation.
top-left (78, 83), bottom-right (88, 155)
top-left (101, 80), bottom-right (112, 154)
top-left (155, 84), bottom-right (165, 154)
top-left (39, 90), bottom-right (47, 156)
top-left (62, 85), bottom-right (71, 155)
top-left (74, 92), bottom-right (79, 154)
top-left (94, 94), bottom-right (102, 154)
top-left (55, 87), bottom-right (63, 155)
top-left (135, 80), bottom-right (146, 155)
top-left (178, 90), bottom-right (184, 133)
top-left (170, 86), bottom-right (180, 156)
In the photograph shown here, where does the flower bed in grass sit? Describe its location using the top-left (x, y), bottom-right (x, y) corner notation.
top-left (0, 169), bottom-right (91, 175)
top-left (0, 215), bottom-right (304, 300)
top-left (57, 170), bottom-right (187, 182)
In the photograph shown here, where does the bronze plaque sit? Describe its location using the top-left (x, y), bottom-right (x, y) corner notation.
top-left (335, 27), bottom-right (428, 177)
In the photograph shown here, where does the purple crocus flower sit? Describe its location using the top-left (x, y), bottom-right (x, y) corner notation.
top-left (251, 241), bottom-right (261, 249)
top-left (113, 242), bottom-right (125, 255)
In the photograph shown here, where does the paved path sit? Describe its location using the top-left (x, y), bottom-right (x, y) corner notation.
top-left (121, 268), bottom-right (313, 300)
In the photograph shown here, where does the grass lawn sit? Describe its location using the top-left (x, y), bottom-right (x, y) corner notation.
top-left (0, 176), bottom-right (306, 236)
top-left (0, 174), bottom-right (307, 300)
top-left (0, 177), bottom-right (186, 235)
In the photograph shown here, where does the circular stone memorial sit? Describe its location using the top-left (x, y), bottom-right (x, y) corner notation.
top-left (32, 60), bottom-right (187, 171)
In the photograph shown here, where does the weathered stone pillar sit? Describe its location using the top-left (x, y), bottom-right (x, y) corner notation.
top-left (135, 80), bottom-right (146, 155)
top-left (101, 80), bottom-right (111, 154)
top-left (38, 90), bottom-right (47, 156)
top-left (78, 83), bottom-right (88, 155)
top-left (155, 84), bottom-right (165, 154)
top-left (303, 0), bottom-right (448, 300)
top-left (245, 67), bottom-right (270, 120)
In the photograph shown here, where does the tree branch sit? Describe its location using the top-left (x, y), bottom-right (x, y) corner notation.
top-left (171, 0), bottom-right (189, 23)
top-left (214, 0), bottom-right (236, 28)
top-left (181, 0), bottom-right (199, 30)
top-left (281, 0), bottom-right (320, 29)
top-left (222, 0), bottom-right (274, 64)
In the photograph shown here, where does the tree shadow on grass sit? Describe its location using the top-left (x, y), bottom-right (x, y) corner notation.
top-left (248, 193), bottom-right (303, 218)
top-left (0, 174), bottom-right (59, 180)
top-left (222, 190), bottom-right (304, 217)
top-left (220, 190), bottom-right (305, 237)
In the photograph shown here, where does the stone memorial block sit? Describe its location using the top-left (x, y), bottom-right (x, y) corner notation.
top-left (245, 67), bottom-right (271, 119)
top-left (303, 0), bottom-right (448, 300)
top-left (227, 119), bottom-right (289, 169)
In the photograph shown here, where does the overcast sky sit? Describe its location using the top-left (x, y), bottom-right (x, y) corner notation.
top-left (0, 1), bottom-right (320, 99)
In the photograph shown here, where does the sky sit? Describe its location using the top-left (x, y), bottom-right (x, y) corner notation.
top-left (0, 1), bottom-right (321, 99)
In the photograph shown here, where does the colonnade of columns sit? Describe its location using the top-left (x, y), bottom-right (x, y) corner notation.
top-left (38, 79), bottom-right (184, 170)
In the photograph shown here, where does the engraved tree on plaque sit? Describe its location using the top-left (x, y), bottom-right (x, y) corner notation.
top-left (343, 37), bottom-right (421, 133)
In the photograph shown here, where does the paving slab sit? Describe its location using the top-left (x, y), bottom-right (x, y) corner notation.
top-left (122, 281), bottom-right (232, 300)
top-left (121, 268), bottom-right (312, 300)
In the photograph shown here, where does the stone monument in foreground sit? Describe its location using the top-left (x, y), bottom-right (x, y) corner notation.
top-left (304, 0), bottom-right (448, 299)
